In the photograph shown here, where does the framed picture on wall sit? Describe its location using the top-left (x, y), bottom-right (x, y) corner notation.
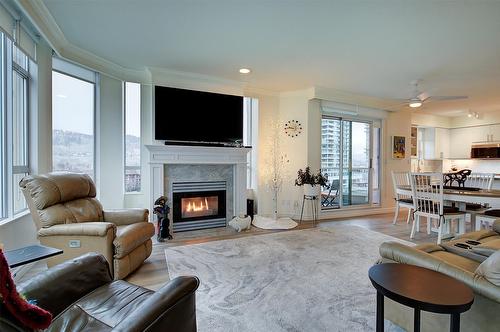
top-left (392, 136), bottom-right (406, 159)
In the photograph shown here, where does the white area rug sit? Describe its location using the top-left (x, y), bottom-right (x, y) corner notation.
top-left (251, 215), bottom-right (298, 229)
top-left (166, 225), bottom-right (408, 332)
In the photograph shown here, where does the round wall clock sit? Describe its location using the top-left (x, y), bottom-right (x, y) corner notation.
top-left (284, 120), bottom-right (303, 137)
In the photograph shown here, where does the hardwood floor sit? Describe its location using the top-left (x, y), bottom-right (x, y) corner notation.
top-left (19, 211), bottom-right (440, 290)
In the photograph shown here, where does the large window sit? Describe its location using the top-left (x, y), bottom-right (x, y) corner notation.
top-left (52, 67), bottom-right (96, 177)
top-left (0, 34), bottom-right (32, 220)
top-left (12, 46), bottom-right (29, 214)
top-left (124, 82), bottom-right (141, 192)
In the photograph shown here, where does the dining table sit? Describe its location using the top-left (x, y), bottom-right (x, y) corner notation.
top-left (397, 185), bottom-right (500, 236)
top-left (396, 186), bottom-right (500, 210)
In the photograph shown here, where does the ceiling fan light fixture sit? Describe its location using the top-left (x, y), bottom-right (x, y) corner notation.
top-left (467, 111), bottom-right (479, 119)
top-left (239, 68), bottom-right (251, 74)
top-left (409, 99), bottom-right (422, 108)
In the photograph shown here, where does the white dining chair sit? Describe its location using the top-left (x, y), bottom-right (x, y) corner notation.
top-left (391, 171), bottom-right (415, 225)
top-left (464, 173), bottom-right (494, 190)
top-left (410, 173), bottom-right (466, 244)
top-left (463, 173), bottom-right (495, 230)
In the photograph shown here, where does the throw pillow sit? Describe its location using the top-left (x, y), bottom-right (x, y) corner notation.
top-left (475, 250), bottom-right (500, 286)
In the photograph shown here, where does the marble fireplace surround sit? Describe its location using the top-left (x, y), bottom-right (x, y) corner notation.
top-left (145, 145), bottom-right (251, 227)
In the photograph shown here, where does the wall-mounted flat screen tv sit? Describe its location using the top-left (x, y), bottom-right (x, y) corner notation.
top-left (155, 86), bottom-right (244, 145)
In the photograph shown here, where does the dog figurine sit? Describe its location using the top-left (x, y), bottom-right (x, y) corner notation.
top-left (229, 215), bottom-right (251, 232)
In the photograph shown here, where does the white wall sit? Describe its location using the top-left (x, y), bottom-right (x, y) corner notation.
top-left (382, 111), bottom-right (412, 206)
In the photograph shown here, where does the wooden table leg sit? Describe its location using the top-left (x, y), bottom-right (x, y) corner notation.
top-left (450, 313), bottom-right (460, 332)
top-left (376, 291), bottom-right (384, 332)
top-left (414, 308), bottom-right (421, 332)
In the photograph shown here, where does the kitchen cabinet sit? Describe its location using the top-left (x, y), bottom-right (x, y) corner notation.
top-left (449, 124), bottom-right (500, 158)
top-left (414, 127), bottom-right (450, 159)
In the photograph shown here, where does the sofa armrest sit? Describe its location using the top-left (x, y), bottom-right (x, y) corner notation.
top-left (103, 208), bottom-right (149, 226)
top-left (18, 253), bottom-right (112, 318)
top-left (37, 222), bottom-right (116, 237)
top-left (112, 276), bottom-right (200, 332)
top-left (379, 241), bottom-right (500, 303)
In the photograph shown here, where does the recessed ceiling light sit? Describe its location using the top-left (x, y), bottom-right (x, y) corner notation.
top-left (239, 68), bottom-right (251, 74)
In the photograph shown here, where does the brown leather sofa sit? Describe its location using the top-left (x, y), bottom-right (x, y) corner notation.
top-left (19, 172), bottom-right (155, 279)
top-left (0, 253), bottom-right (199, 332)
top-left (378, 220), bottom-right (500, 332)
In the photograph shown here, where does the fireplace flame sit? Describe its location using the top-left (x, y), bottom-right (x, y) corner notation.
top-left (186, 197), bottom-right (209, 212)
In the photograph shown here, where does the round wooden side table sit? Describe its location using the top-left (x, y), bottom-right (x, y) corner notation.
top-left (368, 263), bottom-right (474, 332)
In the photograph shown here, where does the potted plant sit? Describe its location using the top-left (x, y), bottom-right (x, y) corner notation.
top-left (295, 167), bottom-right (329, 197)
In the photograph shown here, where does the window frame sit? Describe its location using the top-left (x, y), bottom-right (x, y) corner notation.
top-left (11, 54), bottom-right (30, 215)
top-left (0, 33), bottom-right (32, 222)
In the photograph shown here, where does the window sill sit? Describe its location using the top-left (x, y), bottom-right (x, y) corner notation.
top-left (0, 210), bottom-right (30, 227)
top-left (124, 191), bottom-right (143, 195)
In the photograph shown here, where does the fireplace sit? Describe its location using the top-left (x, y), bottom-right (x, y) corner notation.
top-left (172, 181), bottom-right (227, 232)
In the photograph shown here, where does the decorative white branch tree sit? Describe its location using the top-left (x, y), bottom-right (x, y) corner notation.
top-left (263, 121), bottom-right (290, 220)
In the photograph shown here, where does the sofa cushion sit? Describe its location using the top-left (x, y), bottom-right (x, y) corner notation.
top-left (19, 173), bottom-right (96, 210)
top-left (472, 239), bottom-right (500, 257)
top-left (113, 223), bottom-right (155, 259)
top-left (48, 280), bottom-right (153, 331)
top-left (476, 250), bottom-right (500, 287)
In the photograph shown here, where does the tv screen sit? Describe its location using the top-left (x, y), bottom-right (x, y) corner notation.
top-left (155, 86), bottom-right (244, 145)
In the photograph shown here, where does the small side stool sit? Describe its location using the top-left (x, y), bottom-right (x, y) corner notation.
top-left (300, 195), bottom-right (319, 226)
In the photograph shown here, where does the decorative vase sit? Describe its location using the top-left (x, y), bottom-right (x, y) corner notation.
top-left (303, 184), bottom-right (320, 197)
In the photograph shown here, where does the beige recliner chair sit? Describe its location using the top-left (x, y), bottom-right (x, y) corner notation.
top-left (19, 172), bottom-right (155, 280)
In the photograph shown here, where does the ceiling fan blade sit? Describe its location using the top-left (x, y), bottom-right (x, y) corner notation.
top-left (417, 92), bottom-right (430, 102)
top-left (427, 95), bottom-right (468, 101)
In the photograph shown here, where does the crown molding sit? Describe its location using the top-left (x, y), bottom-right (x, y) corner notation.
top-left (148, 66), bottom-right (247, 96)
top-left (15, 0), bottom-right (150, 82)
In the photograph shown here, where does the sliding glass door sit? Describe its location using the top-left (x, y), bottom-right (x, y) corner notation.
top-left (321, 116), bottom-right (374, 208)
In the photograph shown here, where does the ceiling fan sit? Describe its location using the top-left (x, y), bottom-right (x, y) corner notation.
top-left (390, 81), bottom-right (468, 109)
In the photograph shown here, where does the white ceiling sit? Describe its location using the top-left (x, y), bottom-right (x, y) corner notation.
top-left (42, 0), bottom-right (500, 115)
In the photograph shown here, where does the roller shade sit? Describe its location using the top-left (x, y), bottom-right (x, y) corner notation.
top-left (0, 2), bottom-right (37, 61)
top-left (321, 100), bottom-right (388, 120)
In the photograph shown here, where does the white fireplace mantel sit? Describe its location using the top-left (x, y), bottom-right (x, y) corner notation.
top-left (145, 144), bottom-right (251, 222)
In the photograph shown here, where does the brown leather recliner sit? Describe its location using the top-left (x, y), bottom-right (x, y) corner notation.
top-left (0, 253), bottom-right (199, 332)
top-left (19, 172), bottom-right (155, 279)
